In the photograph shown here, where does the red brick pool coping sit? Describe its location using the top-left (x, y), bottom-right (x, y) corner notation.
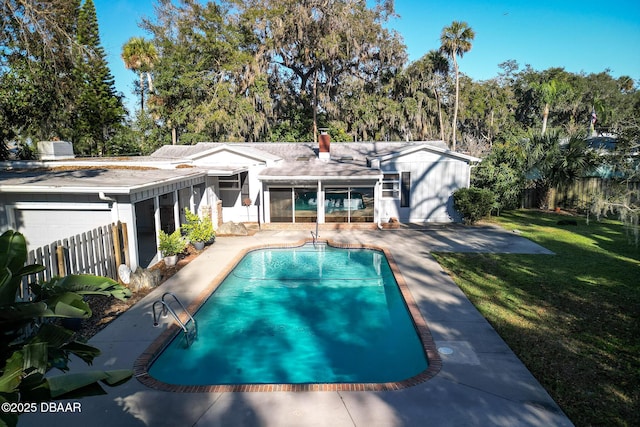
top-left (134, 239), bottom-right (442, 392)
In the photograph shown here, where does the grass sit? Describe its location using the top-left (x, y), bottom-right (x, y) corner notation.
top-left (431, 210), bottom-right (639, 427)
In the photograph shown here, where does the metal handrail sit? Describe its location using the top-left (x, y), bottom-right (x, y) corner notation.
top-left (152, 292), bottom-right (198, 347)
top-left (310, 220), bottom-right (319, 246)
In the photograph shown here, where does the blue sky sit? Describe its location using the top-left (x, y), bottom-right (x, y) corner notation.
top-left (94, 0), bottom-right (640, 112)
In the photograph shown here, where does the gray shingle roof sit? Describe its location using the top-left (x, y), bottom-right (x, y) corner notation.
top-left (150, 141), bottom-right (449, 163)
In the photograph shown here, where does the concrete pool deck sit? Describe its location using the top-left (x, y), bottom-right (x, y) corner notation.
top-left (21, 225), bottom-right (574, 427)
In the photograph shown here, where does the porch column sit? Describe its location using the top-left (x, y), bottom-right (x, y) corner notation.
top-left (316, 179), bottom-right (325, 223)
top-left (173, 190), bottom-right (180, 231)
top-left (189, 185), bottom-right (196, 213)
top-left (262, 184), bottom-right (270, 223)
top-left (125, 203), bottom-right (139, 272)
top-left (375, 178), bottom-right (382, 227)
top-left (154, 196), bottom-right (161, 259)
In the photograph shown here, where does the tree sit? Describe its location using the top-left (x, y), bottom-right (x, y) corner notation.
top-left (523, 132), bottom-right (598, 209)
top-left (472, 140), bottom-right (527, 214)
top-left (234, 0), bottom-right (406, 142)
top-left (440, 20), bottom-right (475, 151)
top-left (121, 36), bottom-right (158, 111)
top-left (1, 0), bottom-right (127, 159)
top-left (141, 0), bottom-right (271, 144)
top-left (0, 231), bottom-right (132, 427)
top-left (589, 117), bottom-right (640, 243)
top-left (75, 0), bottom-right (125, 156)
top-left (401, 50), bottom-right (449, 141)
top-left (0, 0), bottom-right (82, 156)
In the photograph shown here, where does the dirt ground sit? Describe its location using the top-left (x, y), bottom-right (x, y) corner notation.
top-left (73, 246), bottom-right (201, 341)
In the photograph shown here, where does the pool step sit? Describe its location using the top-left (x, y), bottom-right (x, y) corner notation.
top-left (152, 292), bottom-right (198, 347)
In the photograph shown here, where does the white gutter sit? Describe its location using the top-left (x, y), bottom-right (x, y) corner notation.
top-left (0, 171), bottom-right (207, 194)
top-left (257, 174), bottom-right (382, 182)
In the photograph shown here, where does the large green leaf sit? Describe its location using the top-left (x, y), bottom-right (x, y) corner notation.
top-left (0, 231), bottom-right (27, 274)
top-left (49, 275), bottom-right (132, 301)
top-left (16, 264), bottom-right (45, 277)
top-left (46, 292), bottom-right (92, 318)
top-left (46, 369), bottom-right (132, 399)
top-left (0, 231), bottom-right (42, 305)
top-left (0, 301), bottom-right (50, 323)
top-left (29, 323), bottom-right (74, 349)
top-left (101, 369), bottom-right (133, 386)
top-left (61, 341), bottom-right (101, 365)
top-left (21, 342), bottom-right (48, 375)
top-left (0, 352), bottom-right (23, 393)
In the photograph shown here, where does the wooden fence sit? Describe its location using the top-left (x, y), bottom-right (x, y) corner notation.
top-left (21, 222), bottom-right (130, 299)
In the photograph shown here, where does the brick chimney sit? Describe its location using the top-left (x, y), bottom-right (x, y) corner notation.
top-left (319, 130), bottom-right (330, 161)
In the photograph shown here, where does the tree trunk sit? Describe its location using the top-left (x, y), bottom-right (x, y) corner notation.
top-left (147, 72), bottom-right (154, 93)
top-left (451, 57), bottom-right (459, 151)
top-left (541, 103), bottom-right (549, 135)
top-left (434, 89), bottom-right (445, 143)
top-left (139, 72), bottom-right (145, 111)
top-left (312, 71), bottom-right (318, 143)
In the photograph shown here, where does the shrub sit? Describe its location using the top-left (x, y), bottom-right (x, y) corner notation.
top-left (182, 209), bottom-right (215, 243)
top-left (453, 187), bottom-right (496, 224)
top-left (158, 229), bottom-right (187, 256)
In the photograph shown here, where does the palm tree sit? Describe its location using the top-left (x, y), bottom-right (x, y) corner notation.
top-left (440, 21), bottom-right (475, 151)
top-left (121, 37), bottom-right (158, 111)
top-left (538, 80), bottom-right (557, 136)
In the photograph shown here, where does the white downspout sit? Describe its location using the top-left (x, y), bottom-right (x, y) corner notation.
top-left (376, 178), bottom-right (383, 230)
top-left (99, 191), bottom-right (119, 222)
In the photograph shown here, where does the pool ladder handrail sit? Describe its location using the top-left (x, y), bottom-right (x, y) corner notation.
top-left (310, 220), bottom-right (319, 245)
top-left (152, 292), bottom-right (198, 347)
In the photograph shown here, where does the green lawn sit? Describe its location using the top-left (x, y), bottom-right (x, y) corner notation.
top-left (432, 210), bottom-right (639, 427)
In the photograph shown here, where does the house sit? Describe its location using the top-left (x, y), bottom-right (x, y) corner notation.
top-left (0, 136), bottom-right (480, 271)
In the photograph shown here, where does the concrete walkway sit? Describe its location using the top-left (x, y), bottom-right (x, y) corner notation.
top-left (21, 226), bottom-right (572, 427)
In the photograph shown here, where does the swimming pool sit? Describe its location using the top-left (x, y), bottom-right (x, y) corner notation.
top-left (137, 241), bottom-right (441, 392)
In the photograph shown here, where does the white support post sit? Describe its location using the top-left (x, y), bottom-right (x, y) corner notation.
top-left (173, 190), bottom-right (180, 231)
top-left (317, 179), bottom-right (325, 224)
top-left (190, 185), bottom-right (196, 214)
top-left (154, 196), bottom-right (161, 260)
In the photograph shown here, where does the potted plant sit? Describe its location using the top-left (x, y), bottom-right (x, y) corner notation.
top-left (182, 208), bottom-right (215, 250)
top-left (158, 229), bottom-right (187, 266)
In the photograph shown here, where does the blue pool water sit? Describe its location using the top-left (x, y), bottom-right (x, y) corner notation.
top-left (148, 244), bottom-right (428, 385)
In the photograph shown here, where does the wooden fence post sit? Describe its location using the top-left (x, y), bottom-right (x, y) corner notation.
top-left (56, 245), bottom-right (66, 277)
top-left (112, 222), bottom-right (122, 268)
top-left (121, 222), bottom-right (130, 267)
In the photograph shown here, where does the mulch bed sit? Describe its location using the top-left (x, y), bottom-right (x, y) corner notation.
top-left (73, 246), bottom-right (201, 341)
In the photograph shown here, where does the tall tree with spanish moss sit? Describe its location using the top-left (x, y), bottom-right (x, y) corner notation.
top-left (440, 20), bottom-right (475, 151)
top-left (233, 0), bottom-right (406, 142)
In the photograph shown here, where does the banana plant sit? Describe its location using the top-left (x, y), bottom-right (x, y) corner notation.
top-left (0, 230), bottom-right (133, 427)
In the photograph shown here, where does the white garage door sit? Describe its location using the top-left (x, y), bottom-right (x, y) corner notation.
top-left (14, 209), bottom-right (112, 250)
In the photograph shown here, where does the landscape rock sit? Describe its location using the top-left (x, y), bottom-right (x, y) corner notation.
top-left (129, 268), bottom-right (162, 292)
top-left (218, 221), bottom-right (248, 236)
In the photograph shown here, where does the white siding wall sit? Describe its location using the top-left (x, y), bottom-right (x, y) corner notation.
top-left (379, 149), bottom-right (470, 223)
top-left (11, 206), bottom-right (113, 250)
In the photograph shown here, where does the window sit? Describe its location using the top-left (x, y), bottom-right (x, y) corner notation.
top-left (218, 174), bottom-right (240, 190)
top-left (401, 172), bottom-right (411, 208)
top-left (218, 172), bottom-right (248, 207)
top-left (382, 173), bottom-right (400, 198)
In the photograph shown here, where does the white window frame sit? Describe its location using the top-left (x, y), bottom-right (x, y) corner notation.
top-left (218, 174), bottom-right (241, 190)
top-left (381, 173), bottom-right (400, 199)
